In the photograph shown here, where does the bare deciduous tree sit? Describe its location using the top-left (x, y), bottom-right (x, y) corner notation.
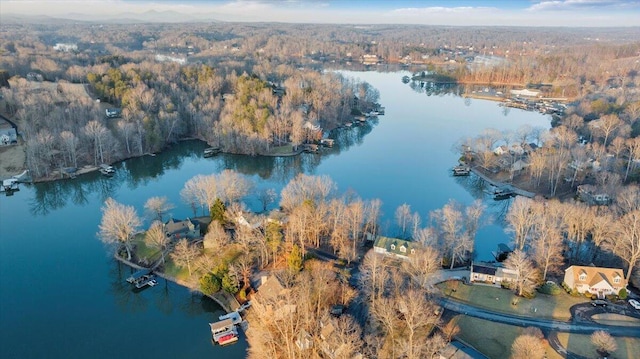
top-left (402, 246), bottom-right (440, 289)
top-left (506, 197), bottom-right (537, 251)
top-left (98, 197), bottom-right (142, 260)
top-left (504, 249), bottom-right (541, 297)
top-left (590, 330), bottom-right (617, 356)
top-left (510, 334), bottom-right (546, 359)
top-left (145, 220), bottom-right (169, 264)
top-left (144, 196), bottom-right (174, 222)
top-left (170, 239), bottom-right (200, 277)
top-left (280, 173), bottom-right (336, 212)
top-left (606, 209), bottom-right (640, 280)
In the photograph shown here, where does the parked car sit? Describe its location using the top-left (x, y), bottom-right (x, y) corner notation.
top-left (591, 300), bottom-right (607, 307)
top-left (629, 299), bottom-right (640, 310)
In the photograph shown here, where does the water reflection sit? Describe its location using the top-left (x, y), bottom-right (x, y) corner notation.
top-left (109, 262), bottom-right (150, 314)
top-left (28, 121), bottom-right (378, 215)
top-left (452, 172), bottom-right (513, 224)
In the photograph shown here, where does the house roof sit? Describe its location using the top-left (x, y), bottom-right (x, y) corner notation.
top-left (471, 264), bottom-right (497, 276)
top-left (373, 236), bottom-right (420, 257)
top-left (254, 275), bottom-right (286, 304)
top-left (164, 218), bottom-right (198, 235)
top-left (566, 265), bottom-right (625, 287)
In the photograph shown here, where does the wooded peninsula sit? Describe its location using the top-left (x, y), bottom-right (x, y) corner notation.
top-left (2, 20), bottom-right (640, 359)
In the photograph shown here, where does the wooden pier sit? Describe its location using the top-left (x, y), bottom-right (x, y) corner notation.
top-left (469, 167), bottom-right (535, 198)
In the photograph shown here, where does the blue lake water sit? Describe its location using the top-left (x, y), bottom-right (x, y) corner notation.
top-left (0, 71), bottom-right (549, 358)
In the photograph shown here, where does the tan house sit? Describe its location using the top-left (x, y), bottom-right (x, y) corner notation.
top-left (563, 265), bottom-right (627, 298)
top-left (251, 275), bottom-right (295, 318)
top-left (164, 218), bottom-right (200, 241)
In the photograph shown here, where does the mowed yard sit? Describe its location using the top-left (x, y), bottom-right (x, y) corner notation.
top-left (437, 280), bottom-right (586, 320)
top-left (555, 332), bottom-right (640, 359)
top-left (453, 315), bottom-right (640, 359)
top-left (453, 315), bottom-right (560, 359)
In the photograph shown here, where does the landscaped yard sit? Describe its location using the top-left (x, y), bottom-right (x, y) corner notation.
top-left (437, 280), bottom-right (587, 320)
top-left (265, 144), bottom-right (297, 155)
top-left (453, 315), bottom-right (566, 359)
top-left (556, 332), bottom-right (640, 359)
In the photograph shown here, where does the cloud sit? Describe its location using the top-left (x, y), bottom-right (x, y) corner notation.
top-left (527, 0), bottom-right (639, 12)
top-left (390, 6), bottom-right (494, 15)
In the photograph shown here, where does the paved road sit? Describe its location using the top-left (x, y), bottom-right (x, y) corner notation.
top-left (546, 331), bottom-right (590, 359)
top-left (435, 295), bottom-right (640, 337)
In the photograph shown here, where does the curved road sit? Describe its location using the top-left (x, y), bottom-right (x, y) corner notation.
top-left (435, 295), bottom-right (640, 337)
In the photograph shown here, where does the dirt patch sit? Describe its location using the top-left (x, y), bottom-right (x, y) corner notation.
top-left (0, 142), bottom-right (26, 179)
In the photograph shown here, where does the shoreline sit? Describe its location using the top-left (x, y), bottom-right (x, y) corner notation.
top-left (469, 165), bottom-right (537, 198)
top-left (114, 254), bottom-right (240, 313)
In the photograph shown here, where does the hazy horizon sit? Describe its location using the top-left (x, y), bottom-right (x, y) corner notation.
top-left (2, 0), bottom-right (640, 27)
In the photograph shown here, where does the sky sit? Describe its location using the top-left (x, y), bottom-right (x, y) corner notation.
top-left (2, 0), bottom-right (640, 26)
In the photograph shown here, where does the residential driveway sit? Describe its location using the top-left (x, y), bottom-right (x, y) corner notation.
top-left (570, 301), bottom-right (640, 324)
top-left (425, 268), bottom-right (470, 288)
top-left (435, 295), bottom-right (640, 337)
top-left (546, 331), bottom-right (590, 359)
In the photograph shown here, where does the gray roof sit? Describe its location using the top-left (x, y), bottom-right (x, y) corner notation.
top-left (472, 264), bottom-right (497, 276)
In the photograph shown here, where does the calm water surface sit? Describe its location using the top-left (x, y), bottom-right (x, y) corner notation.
top-left (0, 71), bottom-right (549, 358)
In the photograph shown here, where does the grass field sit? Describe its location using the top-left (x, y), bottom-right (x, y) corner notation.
top-left (556, 332), bottom-right (640, 359)
top-left (438, 280), bottom-right (586, 320)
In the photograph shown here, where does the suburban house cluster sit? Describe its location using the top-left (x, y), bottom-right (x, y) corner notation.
top-left (251, 275), bottom-right (363, 359)
top-left (372, 236), bottom-right (628, 300)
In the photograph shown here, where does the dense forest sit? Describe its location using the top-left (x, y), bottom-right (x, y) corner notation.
top-left (5, 19), bottom-right (639, 359)
top-left (1, 22), bottom-right (639, 180)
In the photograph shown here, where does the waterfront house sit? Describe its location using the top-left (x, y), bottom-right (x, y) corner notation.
top-left (469, 262), bottom-right (518, 286)
top-left (509, 144), bottom-right (524, 155)
top-left (577, 185), bottom-right (611, 206)
top-left (251, 275), bottom-right (294, 317)
top-left (0, 116), bottom-right (18, 145)
top-left (373, 236), bottom-right (420, 260)
top-left (164, 218), bottom-right (201, 241)
top-left (563, 265), bottom-right (627, 299)
top-left (510, 159), bottom-right (529, 172)
top-left (493, 145), bottom-right (508, 156)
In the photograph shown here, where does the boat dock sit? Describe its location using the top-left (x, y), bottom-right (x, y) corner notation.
top-left (210, 318), bottom-right (239, 345)
top-left (203, 147), bottom-right (221, 157)
top-left (219, 311), bottom-right (242, 325)
top-left (469, 167), bottom-right (535, 198)
top-left (126, 268), bottom-right (152, 284)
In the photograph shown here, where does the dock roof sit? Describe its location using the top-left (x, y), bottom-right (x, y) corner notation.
top-left (210, 318), bottom-right (234, 332)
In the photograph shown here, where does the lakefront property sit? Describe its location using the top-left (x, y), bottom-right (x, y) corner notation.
top-left (563, 265), bottom-right (628, 299)
top-left (3, 10), bottom-right (640, 358)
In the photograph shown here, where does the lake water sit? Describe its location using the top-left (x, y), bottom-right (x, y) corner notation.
top-left (0, 71), bottom-right (549, 358)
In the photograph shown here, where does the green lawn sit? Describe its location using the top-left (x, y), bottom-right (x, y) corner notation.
top-left (455, 316), bottom-right (525, 359)
top-left (437, 281), bottom-right (586, 320)
top-left (556, 332), bottom-right (640, 359)
top-left (265, 144), bottom-right (295, 155)
top-left (131, 234), bottom-right (163, 264)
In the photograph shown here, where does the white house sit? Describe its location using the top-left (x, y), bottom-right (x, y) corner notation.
top-left (563, 265), bottom-right (627, 299)
top-left (469, 262), bottom-right (518, 286)
top-left (493, 145), bottom-right (508, 156)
